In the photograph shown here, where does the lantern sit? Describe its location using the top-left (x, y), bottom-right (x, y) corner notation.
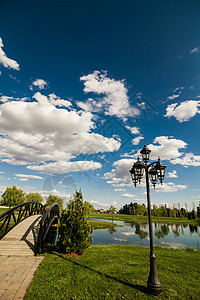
top-left (140, 145), bottom-right (151, 163)
top-left (155, 158), bottom-right (166, 184)
top-left (149, 166), bottom-right (158, 188)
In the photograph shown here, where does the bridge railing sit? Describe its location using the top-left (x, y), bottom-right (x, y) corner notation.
top-left (35, 203), bottom-right (60, 254)
top-left (0, 202), bottom-right (46, 239)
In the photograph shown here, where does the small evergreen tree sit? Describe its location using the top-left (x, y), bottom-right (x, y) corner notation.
top-left (57, 189), bottom-right (93, 254)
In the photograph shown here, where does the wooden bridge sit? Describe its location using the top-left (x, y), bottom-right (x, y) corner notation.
top-left (0, 201), bottom-right (60, 255)
top-left (0, 202), bottom-right (60, 299)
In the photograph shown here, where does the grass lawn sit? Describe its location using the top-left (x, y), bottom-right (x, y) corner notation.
top-left (89, 212), bottom-right (200, 225)
top-left (25, 245), bottom-right (200, 300)
top-left (0, 207), bottom-right (8, 214)
top-left (88, 220), bottom-right (120, 229)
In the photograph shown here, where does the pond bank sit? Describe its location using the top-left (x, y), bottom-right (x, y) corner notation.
top-left (89, 212), bottom-right (200, 225)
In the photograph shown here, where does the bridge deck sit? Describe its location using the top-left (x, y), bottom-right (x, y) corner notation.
top-left (0, 215), bottom-right (42, 256)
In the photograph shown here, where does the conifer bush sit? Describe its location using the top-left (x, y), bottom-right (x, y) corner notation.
top-left (57, 189), bottom-right (93, 254)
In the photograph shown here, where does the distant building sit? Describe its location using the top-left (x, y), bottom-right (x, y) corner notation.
top-left (97, 209), bottom-right (105, 213)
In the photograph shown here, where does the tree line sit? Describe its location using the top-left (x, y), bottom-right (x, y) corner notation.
top-left (119, 202), bottom-right (200, 220)
top-left (0, 185), bottom-right (64, 208)
top-left (0, 185), bottom-right (96, 216)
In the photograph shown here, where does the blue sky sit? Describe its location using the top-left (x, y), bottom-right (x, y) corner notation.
top-left (0, 0), bottom-right (200, 210)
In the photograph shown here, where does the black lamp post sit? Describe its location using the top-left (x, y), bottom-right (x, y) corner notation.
top-left (129, 145), bottom-right (166, 296)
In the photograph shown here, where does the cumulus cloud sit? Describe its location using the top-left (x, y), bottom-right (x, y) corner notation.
top-left (165, 100), bottom-right (200, 122)
top-left (34, 92), bottom-right (72, 108)
top-left (132, 135), bottom-right (144, 145)
top-left (79, 70), bottom-right (140, 120)
top-left (155, 182), bottom-right (187, 193)
top-left (0, 37), bottom-right (20, 70)
top-left (30, 79), bottom-right (48, 90)
top-left (104, 158), bottom-right (133, 185)
top-left (0, 96), bottom-right (15, 103)
top-left (0, 92), bottom-right (120, 174)
top-left (105, 136), bottom-right (199, 192)
top-left (167, 170), bottom-right (178, 178)
top-left (146, 136), bottom-right (187, 161)
top-left (27, 160), bottom-right (102, 174)
top-left (125, 126), bottom-right (140, 135)
top-left (171, 153), bottom-right (200, 167)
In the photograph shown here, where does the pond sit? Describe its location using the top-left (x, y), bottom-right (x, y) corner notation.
top-left (90, 218), bottom-right (200, 250)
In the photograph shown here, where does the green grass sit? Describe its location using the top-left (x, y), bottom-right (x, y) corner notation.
top-left (0, 207), bottom-right (8, 214)
top-left (88, 220), bottom-right (120, 229)
top-left (89, 212), bottom-right (200, 225)
top-left (25, 245), bottom-right (200, 300)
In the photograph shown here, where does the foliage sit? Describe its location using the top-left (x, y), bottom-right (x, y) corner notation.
top-left (107, 205), bottom-right (116, 214)
top-left (46, 195), bottom-right (63, 209)
top-left (57, 189), bottom-right (93, 254)
top-left (84, 200), bottom-right (95, 216)
top-left (0, 186), bottom-right (26, 207)
top-left (26, 192), bottom-right (44, 203)
top-left (119, 201), bottom-right (198, 220)
top-left (119, 202), bottom-right (147, 216)
top-left (25, 245), bottom-right (200, 300)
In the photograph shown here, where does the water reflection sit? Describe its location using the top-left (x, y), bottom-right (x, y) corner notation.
top-left (135, 224), bottom-right (148, 240)
top-left (91, 219), bottom-right (200, 250)
top-left (154, 224), bottom-right (169, 239)
top-left (108, 226), bottom-right (117, 235)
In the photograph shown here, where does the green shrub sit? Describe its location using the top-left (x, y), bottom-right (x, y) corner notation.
top-left (57, 189), bottom-right (93, 254)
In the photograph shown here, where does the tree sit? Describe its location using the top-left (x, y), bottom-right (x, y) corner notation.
top-left (0, 186), bottom-right (26, 207)
top-left (26, 192), bottom-right (44, 203)
top-left (84, 200), bottom-right (95, 216)
top-left (46, 195), bottom-right (63, 209)
top-left (57, 189), bottom-right (93, 254)
top-left (108, 205), bottom-right (116, 221)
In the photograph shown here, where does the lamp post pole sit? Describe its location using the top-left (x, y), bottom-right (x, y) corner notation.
top-left (145, 165), bottom-right (162, 295)
top-left (129, 145), bottom-right (166, 296)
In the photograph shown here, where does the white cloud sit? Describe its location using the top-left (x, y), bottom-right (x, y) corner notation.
top-left (146, 136), bottom-right (187, 161)
top-left (19, 178), bottom-right (28, 182)
top-left (190, 47), bottom-right (200, 54)
top-left (34, 92), bottom-right (72, 108)
top-left (0, 96), bottom-right (15, 103)
top-left (15, 174), bottom-right (44, 180)
top-left (41, 189), bottom-right (71, 200)
top-left (121, 232), bottom-right (136, 236)
top-left (165, 100), bottom-right (200, 122)
top-left (0, 37), bottom-right (20, 70)
top-left (79, 70), bottom-right (140, 120)
top-left (171, 153), bottom-right (200, 167)
top-left (132, 135), bottom-right (144, 145)
top-left (125, 126), bottom-right (140, 135)
top-left (167, 170), bottom-right (178, 178)
top-left (104, 158), bottom-right (133, 185)
top-left (146, 137), bottom-right (200, 167)
top-left (27, 160), bottom-right (102, 174)
top-left (0, 93), bottom-right (120, 174)
top-left (30, 79), bottom-right (48, 90)
top-left (90, 200), bottom-right (110, 208)
top-left (167, 94), bottom-right (180, 101)
top-left (121, 193), bottom-right (135, 198)
top-left (113, 188), bottom-right (126, 192)
top-left (155, 182), bottom-right (187, 193)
